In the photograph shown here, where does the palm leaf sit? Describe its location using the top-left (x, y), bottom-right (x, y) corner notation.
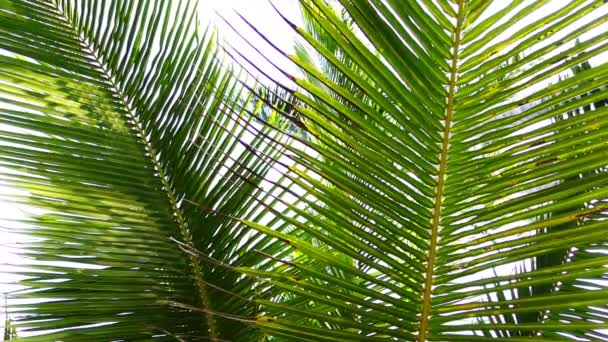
top-left (3, 0), bottom-right (608, 341)
top-left (227, 0), bottom-right (608, 340)
top-left (0, 0), bottom-right (289, 340)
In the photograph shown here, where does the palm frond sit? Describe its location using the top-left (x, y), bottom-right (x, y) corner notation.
top-left (228, 0), bottom-right (608, 340)
top-left (0, 0), bottom-right (287, 340)
top-left (2, 0), bottom-right (608, 341)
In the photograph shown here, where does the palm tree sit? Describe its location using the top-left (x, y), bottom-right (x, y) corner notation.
top-left (1, 0), bottom-right (607, 341)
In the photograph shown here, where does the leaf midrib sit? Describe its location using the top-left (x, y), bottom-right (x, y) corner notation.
top-left (418, 1), bottom-right (466, 341)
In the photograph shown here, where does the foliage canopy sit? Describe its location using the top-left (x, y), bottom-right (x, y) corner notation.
top-left (0, 0), bottom-right (607, 341)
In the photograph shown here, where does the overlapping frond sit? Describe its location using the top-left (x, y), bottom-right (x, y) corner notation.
top-left (228, 0), bottom-right (608, 340)
top-left (2, 0), bottom-right (607, 340)
top-left (0, 0), bottom-right (289, 340)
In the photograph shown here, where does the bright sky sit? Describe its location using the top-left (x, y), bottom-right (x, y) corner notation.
top-left (198, 0), bottom-right (301, 85)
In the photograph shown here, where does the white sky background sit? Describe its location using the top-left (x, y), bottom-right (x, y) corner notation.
top-left (198, 0), bottom-right (302, 86)
top-left (1, 0), bottom-right (608, 335)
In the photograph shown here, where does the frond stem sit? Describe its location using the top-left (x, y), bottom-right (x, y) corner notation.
top-left (418, 2), bottom-right (466, 341)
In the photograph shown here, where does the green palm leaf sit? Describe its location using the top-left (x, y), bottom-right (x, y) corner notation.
top-left (2, 0), bottom-right (608, 341)
top-left (0, 0), bottom-right (289, 340)
top-left (228, 0), bottom-right (608, 340)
